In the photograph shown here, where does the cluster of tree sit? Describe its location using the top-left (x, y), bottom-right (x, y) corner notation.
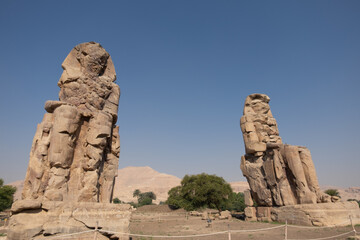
top-left (0, 178), bottom-right (16, 211)
top-left (112, 189), bottom-right (156, 208)
top-left (166, 173), bottom-right (245, 212)
top-left (133, 189), bottom-right (156, 207)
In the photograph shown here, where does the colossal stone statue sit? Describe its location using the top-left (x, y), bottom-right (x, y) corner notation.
top-left (8, 42), bottom-right (131, 240)
top-left (240, 94), bottom-right (360, 226)
top-left (240, 93), bottom-right (327, 206)
top-left (22, 42), bottom-right (120, 203)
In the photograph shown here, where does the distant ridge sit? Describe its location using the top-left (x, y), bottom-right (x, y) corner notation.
top-left (8, 166), bottom-right (360, 203)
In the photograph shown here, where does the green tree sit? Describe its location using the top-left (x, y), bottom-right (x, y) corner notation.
top-left (132, 189), bottom-right (156, 207)
top-left (166, 173), bottom-right (233, 211)
top-left (325, 189), bottom-right (340, 197)
top-left (166, 186), bottom-right (185, 209)
top-left (138, 197), bottom-right (153, 206)
top-left (138, 191), bottom-right (156, 207)
top-left (0, 178), bottom-right (17, 211)
top-left (113, 197), bottom-right (122, 204)
top-left (133, 189), bottom-right (141, 198)
top-left (225, 192), bottom-right (246, 212)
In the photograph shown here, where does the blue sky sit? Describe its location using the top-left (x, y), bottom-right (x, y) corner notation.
top-left (0, 0), bottom-right (359, 187)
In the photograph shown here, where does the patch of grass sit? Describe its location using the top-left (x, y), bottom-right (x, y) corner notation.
top-left (0, 233), bottom-right (6, 237)
top-left (248, 234), bottom-right (254, 239)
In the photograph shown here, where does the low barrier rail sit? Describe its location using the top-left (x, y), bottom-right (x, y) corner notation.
top-left (25, 215), bottom-right (359, 240)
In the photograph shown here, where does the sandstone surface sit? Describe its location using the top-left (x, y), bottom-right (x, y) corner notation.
top-left (271, 201), bottom-right (360, 226)
top-left (8, 42), bottom-right (130, 240)
top-left (7, 201), bottom-right (131, 240)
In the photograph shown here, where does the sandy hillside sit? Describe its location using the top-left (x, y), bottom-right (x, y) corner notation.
top-left (8, 166), bottom-right (360, 203)
top-left (112, 166), bottom-right (181, 204)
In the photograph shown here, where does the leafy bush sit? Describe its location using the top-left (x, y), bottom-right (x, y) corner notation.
top-left (138, 197), bottom-right (153, 207)
top-left (324, 189), bottom-right (340, 197)
top-left (224, 192), bottom-right (246, 212)
top-left (0, 178), bottom-right (16, 211)
top-left (113, 197), bottom-right (122, 204)
top-left (166, 173), bottom-right (233, 211)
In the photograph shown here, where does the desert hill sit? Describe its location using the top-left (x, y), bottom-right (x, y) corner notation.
top-left (112, 166), bottom-right (181, 203)
top-left (8, 166), bottom-right (360, 203)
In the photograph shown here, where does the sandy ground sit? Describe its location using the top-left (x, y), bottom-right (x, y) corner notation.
top-left (129, 206), bottom-right (360, 240)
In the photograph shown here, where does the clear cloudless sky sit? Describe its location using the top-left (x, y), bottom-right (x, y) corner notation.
top-left (0, 0), bottom-right (359, 187)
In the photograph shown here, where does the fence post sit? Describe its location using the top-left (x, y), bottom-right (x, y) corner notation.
top-left (284, 220), bottom-right (288, 240)
top-left (228, 224), bottom-right (231, 240)
top-left (349, 215), bottom-right (356, 237)
top-left (93, 221), bottom-right (98, 240)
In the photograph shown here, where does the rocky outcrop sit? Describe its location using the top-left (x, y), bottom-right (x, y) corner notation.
top-left (240, 94), bottom-right (328, 207)
top-left (8, 42), bottom-right (131, 240)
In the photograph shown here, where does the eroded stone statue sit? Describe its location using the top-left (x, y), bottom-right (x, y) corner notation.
top-left (240, 93), bottom-right (327, 207)
top-left (8, 42), bottom-right (131, 240)
top-left (240, 94), bottom-right (360, 226)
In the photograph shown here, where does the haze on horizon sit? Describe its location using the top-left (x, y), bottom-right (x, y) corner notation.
top-left (0, 0), bottom-right (359, 188)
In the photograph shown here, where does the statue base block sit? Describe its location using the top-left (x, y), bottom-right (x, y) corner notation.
top-left (7, 200), bottom-right (133, 240)
top-left (245, 201), bottom-right (360, 226)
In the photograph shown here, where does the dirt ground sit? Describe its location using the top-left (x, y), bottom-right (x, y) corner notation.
top-left (0, 206), bottom-right (359, 239)
top-left (129, 205), bottom-right (360, 240)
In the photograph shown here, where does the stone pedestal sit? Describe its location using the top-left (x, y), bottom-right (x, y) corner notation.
top-left (8, 200), bottom-right (133, 240)
top-left (271, 201), bottom-right (360, 226)
top-left (244, 206), bottom-right (272, 222)
top-left (244, 202), bottom-right (360, 226)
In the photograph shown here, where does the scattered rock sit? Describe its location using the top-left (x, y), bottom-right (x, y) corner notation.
top-left (190, 211), bottom-right (202, 216)
top-left (331, 196), bottom-right (341, 203)
top-left (219, 210), bottom-right (232, 220)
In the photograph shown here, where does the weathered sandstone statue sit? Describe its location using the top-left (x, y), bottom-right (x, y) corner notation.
top-left (8, 42), bottom-right (131, 239)
top-left (240, 93), bottom-right (326, 207)
top-left (240, 94), bottom-right (360, 226)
